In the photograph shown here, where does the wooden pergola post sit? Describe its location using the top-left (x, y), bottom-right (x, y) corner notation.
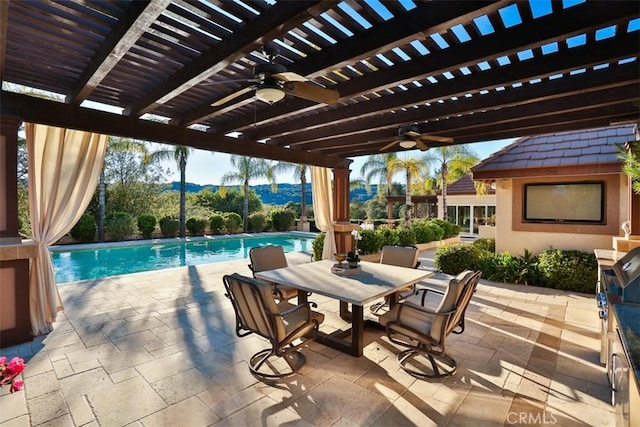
top-left (0, 115), bottom-right (33, 347)
top-left (332, 167), bottom-right (355, 254)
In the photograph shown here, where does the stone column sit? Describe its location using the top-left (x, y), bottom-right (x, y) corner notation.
top-left (0, 115), bottom-right (33, 347)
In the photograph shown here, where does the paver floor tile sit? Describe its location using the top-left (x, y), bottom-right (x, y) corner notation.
top-left (87, 376), bottom-right (166, 425)
top-left (140, 396), bottom-right (219, 426)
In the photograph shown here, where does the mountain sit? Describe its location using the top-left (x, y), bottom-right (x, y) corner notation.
top-left (164, 182), bottom-right (376, 205)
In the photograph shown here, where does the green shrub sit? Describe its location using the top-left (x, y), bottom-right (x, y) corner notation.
top-left (224, 212), bottom-right (242, 232)
top-left (137, 214), bottom-right (156, 239)
top-left (537, 249), bottom-right (597, 294)
top-left (70, 213), bottom-right (96, 242)
top-left (159, 216), bottom-right (180, 238)
top-left (248, 212), bottom-right (267, 232)
top-left (434, 243), bottom-right (481, 275)
top-left (472, 238), bottom-right (496, 253)
top-left (431, 219), bottom-right (458, 239)
top-left (105, 212), bottom-right (133, 241)
top-left (209, 214), bottom-right (224, 234)
top-left (376, 226), bottom-right (400, 247)
top-left (265, 217), bottom-right (273, 231)
top-left (412, 220), bottom-right (437, 243)
top-left (359, 229), bottom-right (384, 254)
top-left (396, 226), bottom-right (416, 246)
top-left (186, 217), bottom-right (207, 236)
top-left (477, 250), bottom-right (539, 285)
top-left (427, 221), bottom-right (445, 241)
top-left (312, 232), bottom-right (325, 261)
top-left (270, 209), bottom-right (295, 231)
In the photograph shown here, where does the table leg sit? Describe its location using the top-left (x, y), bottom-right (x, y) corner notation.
top-left (315, 302), bottom-right (364, 357)
top-left (339, 301), bottom-right (352, 322)
top-left (298, 289), bottom-right (308, 305)
top-left (351, 304), bottom-right (364, 356)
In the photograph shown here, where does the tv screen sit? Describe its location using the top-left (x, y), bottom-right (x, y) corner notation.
top-left (523, 182), bottom-right (604, 223)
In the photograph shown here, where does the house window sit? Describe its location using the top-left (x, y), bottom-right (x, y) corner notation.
top-left (523, 181), bottom-right (605, 224)
top-left (447, 206), bottom-right (457, 224)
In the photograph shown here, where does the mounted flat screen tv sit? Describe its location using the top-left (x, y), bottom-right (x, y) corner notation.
top-left (523, 182), bottom-right (605, 224)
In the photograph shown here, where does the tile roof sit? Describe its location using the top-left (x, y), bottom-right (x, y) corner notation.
top-left (441, 174), bottom-right (494, 195)
top-left (471, 124), bottom-right (638, 175)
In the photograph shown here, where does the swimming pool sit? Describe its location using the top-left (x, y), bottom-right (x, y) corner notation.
top-left (50, 232), bottom-right (316, 283)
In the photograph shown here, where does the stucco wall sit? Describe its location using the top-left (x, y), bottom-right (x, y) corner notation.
top-left (495, 175), bottom-right (628, 256)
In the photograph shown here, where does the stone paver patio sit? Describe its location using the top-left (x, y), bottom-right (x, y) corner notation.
top-left (0, 249), bottom-right (614, 426)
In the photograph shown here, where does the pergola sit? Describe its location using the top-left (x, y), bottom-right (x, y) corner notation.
top-left (1, 1), bottom-right (639, 342)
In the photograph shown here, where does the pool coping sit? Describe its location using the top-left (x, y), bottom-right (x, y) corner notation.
top-left (48, 230), bottom-right (319, 252)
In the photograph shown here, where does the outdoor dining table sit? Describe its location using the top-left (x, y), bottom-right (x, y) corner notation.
top-left (255, 259), bottom-right (433, 357)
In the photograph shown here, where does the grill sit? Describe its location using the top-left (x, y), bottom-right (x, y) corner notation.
top-left (596, 246), bottom-right (640, 425)
top-left (600, 247), bottom-right (640, 304)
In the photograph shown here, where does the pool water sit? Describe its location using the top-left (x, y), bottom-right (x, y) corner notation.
top-left (50, 233), bottom-right (315, 283)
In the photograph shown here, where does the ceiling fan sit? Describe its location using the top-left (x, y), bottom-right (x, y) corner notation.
top-left (210, 44), bottom-right (340, 107)
top-left (379, 125), bottom-right (454, 151)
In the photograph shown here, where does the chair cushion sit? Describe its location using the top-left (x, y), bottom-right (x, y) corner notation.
top-left (430, 270), bottom-right (474, 340)
top-left (250, 245), bottom-right (288, 272)
top-left (380, 245), bottom-right (419, 268)
top-left (280, 302), bottom-right (325, 332)
top-left (380, 303), bottom-right (433, 342)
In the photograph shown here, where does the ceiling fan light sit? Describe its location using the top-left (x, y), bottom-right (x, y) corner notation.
top-left (399, 140), bottom-right (417, 149)
top-left (256, 87), bottom-right (285, 104)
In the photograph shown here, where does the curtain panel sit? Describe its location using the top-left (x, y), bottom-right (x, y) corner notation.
top-left (26, 123), bottom-right (107, 335)
top-left (311, 166), bottom-right (336, 259)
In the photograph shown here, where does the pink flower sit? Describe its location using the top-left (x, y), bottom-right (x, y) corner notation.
top-left (6, 357), bottom-right (25, 375)
top-left (10, 380), bottom-right (23, 393)
top-left (0, 356), bottom-right (26, 393)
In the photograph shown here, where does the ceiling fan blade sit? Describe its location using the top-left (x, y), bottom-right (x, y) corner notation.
top-left (273, 72), bottom-right (307, 82)
top-left (419, 134), bottom-right (454, 143)
top-left (211, 86), bottom-right (254, 106)
top-left (379, 140), bottom-right (399, 151)
top-left (416, 140), bottom-right (430, 151)
top-left (283, 81), bottom-right (339, 105)
top-left (405, 131), bottom-right (422, 138)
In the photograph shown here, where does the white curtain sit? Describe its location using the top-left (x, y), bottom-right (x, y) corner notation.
top-left (311, 166), bottom-right (336, 259)
top-left (26, 123), bottom-right (107, 335)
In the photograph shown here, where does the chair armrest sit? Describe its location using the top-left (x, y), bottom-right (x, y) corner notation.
top-left (277, 302), bottom-right (312, 321)
top-left (396, 300), bottom-right (456, 319)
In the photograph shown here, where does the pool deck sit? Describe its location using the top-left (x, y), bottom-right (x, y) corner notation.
top-left (0, 249), bottom-right (616, 426)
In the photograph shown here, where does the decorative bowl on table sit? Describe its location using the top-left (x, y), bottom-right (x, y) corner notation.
top-left (333, 253), bottom-right (347, 268)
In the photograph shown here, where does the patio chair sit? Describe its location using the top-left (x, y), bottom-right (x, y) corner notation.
top-left (249, 245), bottom-right (298, 301)
top-left (223, 273), bottom-right (324, 382)
top-left (380, 270), bottom-right (482, 379)
top-left (409, 269), bottom-right (478, 334)
top-left (369, 245), bottom-right (421, 315)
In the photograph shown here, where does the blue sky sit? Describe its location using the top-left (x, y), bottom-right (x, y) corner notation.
top-left (158, 138), bottom-right (515, 186)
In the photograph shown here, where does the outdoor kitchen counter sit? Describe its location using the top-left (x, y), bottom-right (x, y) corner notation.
top-left (610, 302), bottom-right (640, 388)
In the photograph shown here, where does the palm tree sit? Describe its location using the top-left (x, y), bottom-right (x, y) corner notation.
top-left (422, 145), bottom-right (479, 221)
top-left (273, 162), bottom-right (309, 224)
top-left (220, 155), bottom-right (274, 232)
top-left (360, 153), bottom-right (399, 223)
top-left (145, 145), bottom-right (193, 237)
top-left (387, 156), bottom-right (429, 227)
top-left (360, 153), bottom-right (398, 196)
top-left (98, 137), bottom-right (148, 241)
